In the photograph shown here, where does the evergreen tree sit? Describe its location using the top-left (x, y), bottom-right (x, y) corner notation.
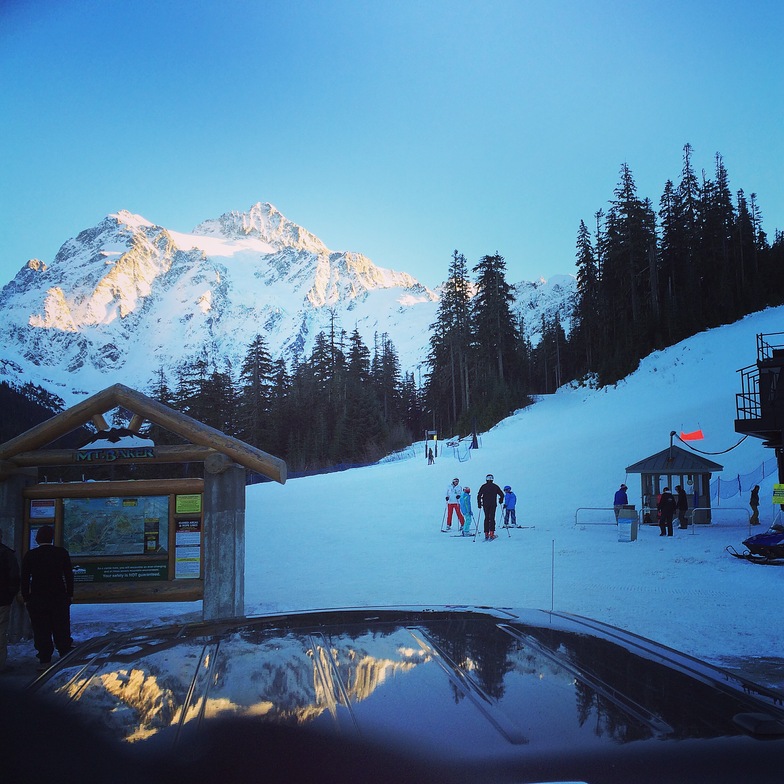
top-left (201, 367), bottom-right (237, 434)
top-left (700, 153), bottom-right (736, 324)
top-left (598, 163), bottom-right (657, 382)
top-left (572, 219), bottom-right (600, 372)
top-left (237, 334), bottom-right (275, 447)
top-left (470, 252), bottom-right (519, 387)
top-left (267, 358), bottom-right (291, 458)
top-left (371, 332), bottom-right (403, 426)
top-left (334, 329), bottom-right (386, 462)
top-left (425, 250), bottom-right (473, 432)
top-left (469, 252), bottom-right (523, 427)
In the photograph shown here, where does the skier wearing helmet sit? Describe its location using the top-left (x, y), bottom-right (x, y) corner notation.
top-left (477, 474), bottom-right (504, 540)
top-left (459, 487), bottom-right (474, 536)
top-left (444, 478), bottom-right (465, 532)
top-left (502, 485), bottom-right (517, 528)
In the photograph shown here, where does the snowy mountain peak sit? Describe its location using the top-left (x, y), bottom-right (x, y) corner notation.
top-left (111, 209), bottom-right (155, 231)
top-left (192, 202), bottom-right (327, 254)
top-left (0, 202), bottom-right (574, 405)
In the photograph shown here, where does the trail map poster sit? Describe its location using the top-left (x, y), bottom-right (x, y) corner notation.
top-left (63, 496), bottom-right (169, 557)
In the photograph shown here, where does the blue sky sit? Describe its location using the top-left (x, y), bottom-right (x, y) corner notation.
top-left (1, 0), bottom-right (781, 290)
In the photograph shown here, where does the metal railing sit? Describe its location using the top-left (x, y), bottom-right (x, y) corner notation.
top-left (735, 332), bottom-right (784, 421)
top-left (684, 507), bottom-right (751, 535)
top-left (757, 331), bottom-right (784, 361)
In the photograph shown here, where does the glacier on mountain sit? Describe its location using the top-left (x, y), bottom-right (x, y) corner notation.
top-left (0, 203), bottom-right (574, 404)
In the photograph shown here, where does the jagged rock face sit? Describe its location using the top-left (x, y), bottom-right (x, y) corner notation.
top-left (0, 203), bottom-right (573, 404)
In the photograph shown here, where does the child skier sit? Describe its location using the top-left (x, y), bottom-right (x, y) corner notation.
top-left (502, 485), bottom-right (517, 528)
top-left (459, 487), bottom-right (474, 536)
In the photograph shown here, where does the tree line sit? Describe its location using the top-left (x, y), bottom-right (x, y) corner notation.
top-left (426, 144), bottom-right (783, 439)
top-left (146, 322), bottom-right (424, 472)
top-left (569, 144), bottom-right (783, 385)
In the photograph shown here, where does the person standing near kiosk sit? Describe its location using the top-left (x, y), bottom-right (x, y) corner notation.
top-left (21, 525), bottom-right (74, 669)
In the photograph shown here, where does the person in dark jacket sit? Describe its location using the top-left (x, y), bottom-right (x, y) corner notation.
top-left (21, 525), bottom-right (74, 668)
top-left (477, 474), bottom-right (504, 541)
top-left (0, 530), bottom-right (21, 672)
top-left (657, 488), bottom-right (677, 537)
top-left (749, 485), bottom-right (760, 525)
top-left (675, 485), bottom-right (689, 529)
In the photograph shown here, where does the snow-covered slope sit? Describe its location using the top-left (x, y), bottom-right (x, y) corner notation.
top-left (0, 203), bottom-right (574, 404)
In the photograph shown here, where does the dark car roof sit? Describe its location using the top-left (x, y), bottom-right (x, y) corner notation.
top-left (24, 606), bottom-right (784, 782)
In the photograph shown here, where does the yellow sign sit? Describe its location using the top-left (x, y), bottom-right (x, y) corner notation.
top-left (773, 485), bottom-right (784, 506)
top-left (175, 494), bottom-right (202, 514)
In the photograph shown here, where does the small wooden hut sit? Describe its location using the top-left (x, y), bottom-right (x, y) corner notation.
top-left (625, 444), bottom-right (723, 524)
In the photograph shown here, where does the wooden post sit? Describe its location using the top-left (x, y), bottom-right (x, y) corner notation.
top-left (0, 471), bottom-right (36, 642)
top-left (202, 461), bottom-right (245, 620)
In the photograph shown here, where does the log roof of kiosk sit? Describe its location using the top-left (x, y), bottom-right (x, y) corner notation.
top-left (0, 383), bottom-right (286, 484)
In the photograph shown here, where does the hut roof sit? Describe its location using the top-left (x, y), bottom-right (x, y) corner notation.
top-left (625, 445), bottom-right (723, 475)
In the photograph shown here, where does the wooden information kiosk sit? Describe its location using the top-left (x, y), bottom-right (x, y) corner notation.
top-left (0, 384), bottom-right (286, 628)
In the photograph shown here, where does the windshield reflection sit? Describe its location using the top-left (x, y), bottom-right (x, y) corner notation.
top-left (36, 611), bottom-right (770, 754)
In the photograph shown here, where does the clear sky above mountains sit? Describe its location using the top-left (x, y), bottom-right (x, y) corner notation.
top-left (1, 0), bottom-right (781, 290)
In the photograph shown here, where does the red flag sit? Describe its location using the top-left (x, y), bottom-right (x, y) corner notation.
top-left (680, 429), bottom-right (704, 441)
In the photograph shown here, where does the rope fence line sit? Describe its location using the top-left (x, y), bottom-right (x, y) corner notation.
top-left (710, 457), bottom-right (778, 503)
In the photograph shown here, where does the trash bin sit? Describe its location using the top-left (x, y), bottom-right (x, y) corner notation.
top-left (618, 505), bottom-right (638, 542)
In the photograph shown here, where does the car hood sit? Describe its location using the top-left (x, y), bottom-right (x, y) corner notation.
top-left (28, 606), bottom-right (784, 782)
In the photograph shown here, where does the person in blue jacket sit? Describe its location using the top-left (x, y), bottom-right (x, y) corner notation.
top-left (613, 484), bottom-right (628, 520)
top-left (459, 487), bottom-right (474, 536)
top-left (502, 485), bottom-right (517, 528)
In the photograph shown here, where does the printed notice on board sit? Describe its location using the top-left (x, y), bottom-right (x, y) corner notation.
top-left (175, 519), bottom-right (201, 579)
top-left (176, 494), bottom-right (202, 514)
top-left (30, 499), bottom-right (56, 519)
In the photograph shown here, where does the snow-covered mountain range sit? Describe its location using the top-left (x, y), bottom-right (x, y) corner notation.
top-left (0, 203), bottom-right (574, 404)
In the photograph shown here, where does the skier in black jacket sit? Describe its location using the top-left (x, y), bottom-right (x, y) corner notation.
top-left (477, 474), bottom-right (504, 541)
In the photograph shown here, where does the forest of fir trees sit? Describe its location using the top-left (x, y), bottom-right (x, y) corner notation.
top-left (145, 324), bottom-right (425, 473)
top-left (142, 144), bottom-right (783, 470)
top-left (396, 143), bottom-right (784, 444)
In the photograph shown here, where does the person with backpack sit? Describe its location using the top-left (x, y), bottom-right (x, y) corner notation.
top-left (21, 525), bottom-right (74, 669)
top-left (477, 474), bottom-right (504, 541)
top-left (0, 530), bottom-right (21, 672)
top-left (502, 485), bottom-right (518, 528)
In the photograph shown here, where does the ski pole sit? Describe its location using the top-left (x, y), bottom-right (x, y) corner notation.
top-left (473, 508), bottom-right (484, 541)
top-left (440, 505), bottom-right (448, 533)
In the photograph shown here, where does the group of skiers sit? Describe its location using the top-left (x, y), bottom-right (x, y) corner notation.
top-left (444, 475), bottom-right (519, 540)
